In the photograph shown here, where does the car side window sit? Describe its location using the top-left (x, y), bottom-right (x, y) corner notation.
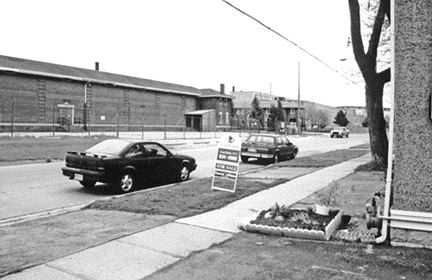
top-left (247, 136), bottom-right (257, 144)
top-left (143, 144), bottom-right (168, 157)
top-left (125, 144), bottom-right (143, 158)
top-left (276, 137), bottom-right (283, 145)
top-left (283, 136), bottom-right (292, 145)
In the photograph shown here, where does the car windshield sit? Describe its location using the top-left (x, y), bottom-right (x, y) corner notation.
top-left (86, 139), bottom-right (131, 156)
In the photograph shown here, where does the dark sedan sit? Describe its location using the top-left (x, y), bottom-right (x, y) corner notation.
top-left (241, 134), bottom-right (298, 163)
top-left (62, 139), bottom-right (197, 193)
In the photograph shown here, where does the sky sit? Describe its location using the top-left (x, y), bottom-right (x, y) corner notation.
top-left (0, 0), bottom-right (372, 107)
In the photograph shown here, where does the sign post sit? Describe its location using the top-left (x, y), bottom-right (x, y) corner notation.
top-left (211, 134), bottom-right (241, 193)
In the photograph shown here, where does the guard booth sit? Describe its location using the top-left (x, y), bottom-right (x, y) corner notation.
top-left (185, 109), bottom-right (215, 131)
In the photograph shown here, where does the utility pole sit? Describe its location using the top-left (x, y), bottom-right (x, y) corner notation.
top-left (297, 61), bottom-right (301, 135)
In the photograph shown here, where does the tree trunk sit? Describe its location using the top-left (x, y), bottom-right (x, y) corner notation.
top-left (365, 79), bottom-right (388, 169)
top-left (348, 0), bottom-right (390, 170)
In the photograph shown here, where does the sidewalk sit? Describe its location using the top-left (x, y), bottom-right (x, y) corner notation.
top-left (3, 155), bottom-right (371, 280)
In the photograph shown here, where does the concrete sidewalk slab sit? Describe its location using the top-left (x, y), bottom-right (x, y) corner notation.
top-left (4, 223), bottom-right (232, 280)
top-left (2, 264), bottom-right (83, 280)
top-left (120, 222), bottom-right (232, 258)
top-left (177, 154), bottom-right (371, 233)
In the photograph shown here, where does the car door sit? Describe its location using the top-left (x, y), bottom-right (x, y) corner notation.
top-left (282, 136), bottom-right (296, 156)
top-left (275, 136), bottom-right (288, 158)
top-left (123, 143), bottom-right (154, 181)
top-left (142, 143), bottom-right (172, 182)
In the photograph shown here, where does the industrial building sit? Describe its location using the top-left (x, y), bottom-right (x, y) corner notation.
top-left (0, 55), bottom-right (232, 132)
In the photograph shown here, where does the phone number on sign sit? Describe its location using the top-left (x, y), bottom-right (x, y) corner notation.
top-left (217, 148), bottom-right (239, 163)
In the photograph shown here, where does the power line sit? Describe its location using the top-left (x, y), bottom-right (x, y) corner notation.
top-left (220, 0), bottom-right (361, 87)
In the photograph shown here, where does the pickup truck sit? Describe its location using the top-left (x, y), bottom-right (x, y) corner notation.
top-left (330, 127), bottom-right (350, 138)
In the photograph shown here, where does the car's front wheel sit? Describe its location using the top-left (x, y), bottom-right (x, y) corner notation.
top-left (117, 172), bottom-right (135, 193)
top-left (179, 165), bottom-right (190, 182)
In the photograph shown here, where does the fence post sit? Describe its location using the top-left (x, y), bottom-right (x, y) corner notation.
top-left (164, 114), bottom-right (167, 140)
top-left (11, 102), bottom-right (14, 138)
top-left (140, 105), bottom-right (146, 140)
top-left (116, 105), bottom-right (120, 138)
top-left (141, 113), bottom-right (144, 140)
top-left (52, 104), bottom-right (55, 137)
top-left (199, 116), bottom-right (202, 139)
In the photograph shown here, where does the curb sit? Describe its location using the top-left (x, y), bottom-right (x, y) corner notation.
top-left (0, 204), bottom-right (87, 228)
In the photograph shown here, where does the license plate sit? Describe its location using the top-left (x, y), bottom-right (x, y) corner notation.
top-left (74, 174), bottom-right (83, 181)
top-left (248, 148), bottom-right (257, 152)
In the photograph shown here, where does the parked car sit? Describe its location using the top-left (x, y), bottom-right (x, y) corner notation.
top-left (241, 134), bottom-right (298, 163)
top-left (61, 139), bottom-right (197, 193)
top-left (330, 127), bottom-right (350, 138)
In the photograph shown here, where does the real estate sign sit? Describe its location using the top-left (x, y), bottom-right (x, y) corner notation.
top-left (211, 134), bottom-right (241, 193)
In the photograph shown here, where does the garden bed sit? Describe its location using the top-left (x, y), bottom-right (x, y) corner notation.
top-left (240, 204), bottom-right (344, 241)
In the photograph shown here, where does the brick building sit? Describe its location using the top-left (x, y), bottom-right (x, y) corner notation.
top-left (0, 55), bottom-right (232, 132)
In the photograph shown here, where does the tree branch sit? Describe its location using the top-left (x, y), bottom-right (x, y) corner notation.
top-left (348, 0), bottom-right (368, 74)
top-left (377, 67), bottom-right (391, 85)
top-left (367, 0), bottom-right (389, 63)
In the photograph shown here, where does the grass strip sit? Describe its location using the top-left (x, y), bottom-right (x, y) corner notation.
top-left (276, 149), bottom-right (370, 168)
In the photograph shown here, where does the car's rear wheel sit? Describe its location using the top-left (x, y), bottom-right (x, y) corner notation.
top-left (80, 179), bottom-right (96, 189)
top-left (118, 172), bottom-right (135, 193)
top-left (179, 165), bottom-right (190, 182)
top-left (241, 156), bottom-right (249, 163)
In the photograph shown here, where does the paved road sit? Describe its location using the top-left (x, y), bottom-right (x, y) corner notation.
top-left (0, 134), bottom-right (369, 221)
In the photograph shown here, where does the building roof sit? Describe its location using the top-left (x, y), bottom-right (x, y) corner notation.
top-left (0, 55), bottom-right (210, 97)
top-left (199, 88), bottom-right (232, 99)
top-left (233, 96), bottom-right (304, 109)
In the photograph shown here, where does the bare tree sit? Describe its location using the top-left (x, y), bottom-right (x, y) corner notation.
top-left (305, 103), bottom-right (329, 129)
top-left (348, 0), bottom-right (390, 169)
